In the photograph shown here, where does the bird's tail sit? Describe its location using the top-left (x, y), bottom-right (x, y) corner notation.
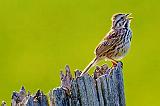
top-left (81, 57), bottom-right (99, 76)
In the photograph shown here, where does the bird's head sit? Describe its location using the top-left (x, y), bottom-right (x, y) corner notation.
top-left (111, 13), bottom-right (133, 29)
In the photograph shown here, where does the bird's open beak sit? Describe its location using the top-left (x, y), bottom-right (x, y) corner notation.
top-left (126, 13), bottom-right (133, 20)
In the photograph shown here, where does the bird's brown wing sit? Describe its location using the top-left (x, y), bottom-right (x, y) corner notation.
top-left (95, 30), bottom-right (120, 57)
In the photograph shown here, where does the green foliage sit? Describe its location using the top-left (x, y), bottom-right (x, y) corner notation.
top-left (0, 0), bottom-right (159, 105)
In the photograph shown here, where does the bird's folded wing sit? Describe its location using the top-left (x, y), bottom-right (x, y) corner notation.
top-left (95, 31), bottom-right (121, 57)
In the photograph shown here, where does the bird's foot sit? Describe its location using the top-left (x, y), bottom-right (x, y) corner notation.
top-left (111, 60), bottom-right (123, 68)
top-left (108, 61), bottom-right (123, 76)
top-left (111, 60), bottom-right (118, 67)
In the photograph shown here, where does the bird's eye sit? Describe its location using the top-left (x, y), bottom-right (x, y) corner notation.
top-left (121, 17), bottom-right (125, 20)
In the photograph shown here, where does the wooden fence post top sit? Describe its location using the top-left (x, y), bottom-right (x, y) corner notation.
top-left (2, 62), bottom-right (125, 106)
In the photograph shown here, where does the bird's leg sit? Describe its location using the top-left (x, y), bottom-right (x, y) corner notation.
top-left (106, 59), bottom-right (118, 76)
top-left (111, 61), bottom-right (117, 67)
top-left (111, 59), bottom-right (118, 67)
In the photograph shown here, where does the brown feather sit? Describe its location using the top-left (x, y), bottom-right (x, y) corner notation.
top-left (95, 30), bottom-right (121, 57)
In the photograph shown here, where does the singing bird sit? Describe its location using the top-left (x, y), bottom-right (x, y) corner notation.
top-left (81, 13), bottom-right (133, 76)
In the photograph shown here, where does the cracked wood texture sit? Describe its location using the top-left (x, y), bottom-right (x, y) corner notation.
top-left (50, 62), bottom-right (125, 106)
top-left (2, 62), bottom-right (125, 106)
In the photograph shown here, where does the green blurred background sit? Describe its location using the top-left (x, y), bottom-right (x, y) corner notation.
top-left (0, 0), bottom-right (160, 105)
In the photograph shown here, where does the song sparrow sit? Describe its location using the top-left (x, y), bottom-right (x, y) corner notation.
top-left (81, 13), bottom-right (133, 76)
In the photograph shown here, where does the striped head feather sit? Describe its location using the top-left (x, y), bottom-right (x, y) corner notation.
top-left (111, 13), bottom-right (132, 29)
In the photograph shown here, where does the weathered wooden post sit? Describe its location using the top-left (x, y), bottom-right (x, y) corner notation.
top-left (2, 62), bottom-right (125, 106)
top-left (11, 87), bottom-right (49, 106)
top-left (50, 62), bottom-right (125, 106)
